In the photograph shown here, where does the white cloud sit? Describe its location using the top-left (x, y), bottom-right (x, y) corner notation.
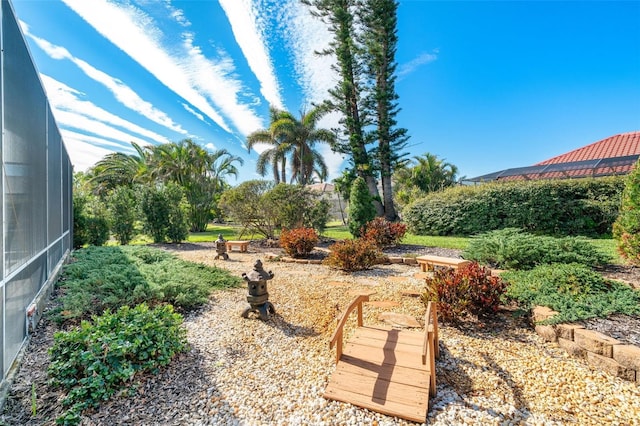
top-left (61, 0), bottom-right (245, 134)
top-left (180, 33), bottom-right (264, 135)
top-left (61, 131), bottom-right (120, 172)
top-left (24, 26), bottom-right (188, 135)
top-left (41, 75), bottom-right (170, 145)
top-left (182, 103), bottom-right (205, 122)
top-left (398, 50), bottom-right (439, 79)
top-left (280, 1), bottom-right (345, 180)
top-left (218, 0), bottom-right (284, 110)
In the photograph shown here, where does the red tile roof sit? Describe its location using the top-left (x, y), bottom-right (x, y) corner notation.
top-left (536, 131), bottom-right (640, 165)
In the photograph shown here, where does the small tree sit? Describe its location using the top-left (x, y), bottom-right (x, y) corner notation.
top-left (165, 183), bottom-right (190, 243)
top-left (107, 186), bottom-right (137, 245)
top-left (141, 185), bottom-right (171, 243)
top-left (348, 177), bottom-right (377, 237)
top-left (613, 159), bottom-right (640, 265)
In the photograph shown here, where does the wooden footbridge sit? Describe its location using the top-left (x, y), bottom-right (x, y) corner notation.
top-left (324, 295), bottom-right (439, 423)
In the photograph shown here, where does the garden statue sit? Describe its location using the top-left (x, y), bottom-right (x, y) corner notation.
top-left (241, 259), bottom-right (276, 320)
top-left (214, 234), bottom-right (229, 260)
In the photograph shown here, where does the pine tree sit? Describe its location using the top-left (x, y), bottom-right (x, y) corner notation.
top-left (348, 176), bottom-right (377, 237)
top-left (613, 159), bottom-right (640, 265)
top-left (359, 0), bottom-right (408, 221)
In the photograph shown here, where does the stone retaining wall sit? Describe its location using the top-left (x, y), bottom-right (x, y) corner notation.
top-left (533, 306), bottom-right (639, 383)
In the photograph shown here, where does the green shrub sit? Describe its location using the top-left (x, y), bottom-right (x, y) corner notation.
top-left (463, 228), bottom-right (611, 270)
top-left (502, 263), bottom-right (640, 324)
top-left (55, 246), bottom-right (241, 323)
top-left (165, 183), bottom-right (189, 243)
top-left (348, 177), bottom-right (377, 237)
top-left (613, 159), bottom-right (640, 265)
top-left (422, 262), bottom-right (507, 322)
top-left (324, 238), bottom-right (381, 272)
top-left (279, 227), bottom-right (318, 258)
top-left (361, 217), bottom-right (407, 248)
top-left (107, 186), bottom-right (137, 245)
top-left (48, 304), bottom-right (187, 424)
top-left (403, 177), bottom-right (624, 237)
top-left (141, 185), bottom-right (171, 243)
top-left (85, 216), bottom-right (110, 246)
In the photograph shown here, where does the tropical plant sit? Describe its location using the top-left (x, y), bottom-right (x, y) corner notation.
top-left (393, 153), bottom-right (459, 209)
top-left (279, 227), bottom-right (319, 258)
top-left (88, 142), bottom-right (151, 196)
top-left (247, 106), bottom-right (293, 183)
top-left (613, 158), bottom-right (640, 265)
top-left (151, 139), bottom-right (243, 231)
top-left (323, 238), bottom-right (382, 271)
top-left (249, 106), bottom-right (336, 185)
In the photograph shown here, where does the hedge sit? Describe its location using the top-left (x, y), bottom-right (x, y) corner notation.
top-left (403, 177), bottom-right (624, 237)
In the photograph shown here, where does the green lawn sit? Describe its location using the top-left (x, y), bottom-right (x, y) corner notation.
top-left (121, 221), bottom-right (622, 263)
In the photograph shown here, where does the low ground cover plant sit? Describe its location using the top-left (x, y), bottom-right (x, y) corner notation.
top-left (48, 304), bottom-right (187, 424)
top-left (324, 238), bottom-right (381, 272)
top-left (422, 262), bottom-right (507, 322)
top-left (502, 263), bottom-right (640, 324)
top-left (54, 246), bottom-right (241, 323)
top-left (279, 227), bottom-right (318, 258)
top-left (463, 228), bottom-right (611, 270)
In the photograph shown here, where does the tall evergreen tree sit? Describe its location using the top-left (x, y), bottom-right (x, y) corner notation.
top-left (302, 0), bottom-right (384, 215)
top-left (359, 0), bottom-right (408, 221)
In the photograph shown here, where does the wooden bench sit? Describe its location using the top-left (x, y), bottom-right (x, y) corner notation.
top-left (324, 295), bottom-right (439, 423)
top-left (416, 255), bottom-right (471, 272)
top-left (225, 240), bottom-right (249, 252)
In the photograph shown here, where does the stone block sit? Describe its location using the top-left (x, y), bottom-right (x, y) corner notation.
top-left (556, 324), bottom-right (584, 341)
top-left (612, 345), bottom-right (640, 371)
top-left (403, 257), bottom-right (418, 265)
top-left (388, 257), bottom-right (403, 264)
top-left (574, 329), bottom-right (621, 358)
top-left (532, 306), bottom-right (558, 323)
top-left (535, 324), bottom-right (557, 342)
top-left (558, 337), bottom-right (586, 358)
top-left (586, 352), bottom-right (636, 381)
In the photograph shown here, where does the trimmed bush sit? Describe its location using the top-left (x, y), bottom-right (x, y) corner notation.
top-left (348, 177), bottom-right (377, 237)
top-left (279, 227), bottom-right (319, 258)
top-left (403, 177), bottom-right (624, 237)
top-left (107, 186), bottom-right (137, 245)
top-left (613, 159), bottom-right (640, 265)
top-left (48, 304), bottom-right (187, 424)
top-left (361, 217), bottom-right (407, 248)
top-left (422, 262), bottom-right (507, 322)
top-left (324, 238), bottom-right (381, 272)
top-left (502, 263), bottom-right (640, 324)
top-left (462, 228), bottom-right (611, 270)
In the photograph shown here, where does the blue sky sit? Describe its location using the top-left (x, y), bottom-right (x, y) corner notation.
top-left (11, 0), bottom-right (640, 182)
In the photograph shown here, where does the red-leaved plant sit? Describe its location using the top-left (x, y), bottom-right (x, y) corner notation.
top-left (360, 217), bottom-right (407, 248)
top-left (323, 238), bottom-right (382, 272)
top-left (422, 262), bottom-right (506, 322)
top-left (279, 227), bottom-right (318, 258)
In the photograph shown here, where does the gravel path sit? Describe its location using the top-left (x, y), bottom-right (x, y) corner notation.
top-left (2, 247), bottom-right (639, 425)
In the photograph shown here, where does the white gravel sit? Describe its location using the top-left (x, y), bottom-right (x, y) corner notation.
top-left (2, 247), bottom-right (639, 425)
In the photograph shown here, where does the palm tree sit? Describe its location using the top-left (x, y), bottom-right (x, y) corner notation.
top-left (246, 107), bottom-right (292, 184)
top-left (88, 142), bottom-right (152, 196)
top-left (151, 139), bottom-right (244, 231)
top-left (273, 105), bottom-right (336, 185)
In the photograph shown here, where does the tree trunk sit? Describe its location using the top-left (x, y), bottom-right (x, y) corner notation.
top-left (381, 173), bottom-right (398, 220)
top-left (364, 175), bottom-right (385, 216)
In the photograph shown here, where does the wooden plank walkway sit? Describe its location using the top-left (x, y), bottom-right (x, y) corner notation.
top-left (324, 296), bottom-right (438, 423)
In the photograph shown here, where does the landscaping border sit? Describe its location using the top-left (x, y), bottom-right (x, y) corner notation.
top-left (533, 306), bottom-right (640, 384)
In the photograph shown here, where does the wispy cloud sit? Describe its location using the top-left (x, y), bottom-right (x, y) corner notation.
top-left (280, 1), bottom-right (344, 179)
top-left (182, 103), bottom-right (205, 122)
top-left (62, 133), bottom-right (116, 172)
top-left (41, 74), bottom-right (170, 145)
top-left (218, 0), bottom-right (284, 110)
top-left (398, 50), bottom-right (439, 79)
top-left (61, 0), bottom-right (264, 137)
top-left (22, 23), bottom-right (188, 136)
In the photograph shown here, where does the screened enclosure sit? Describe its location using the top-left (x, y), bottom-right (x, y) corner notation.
top-left (0, 0), bottom-right (73, 390)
